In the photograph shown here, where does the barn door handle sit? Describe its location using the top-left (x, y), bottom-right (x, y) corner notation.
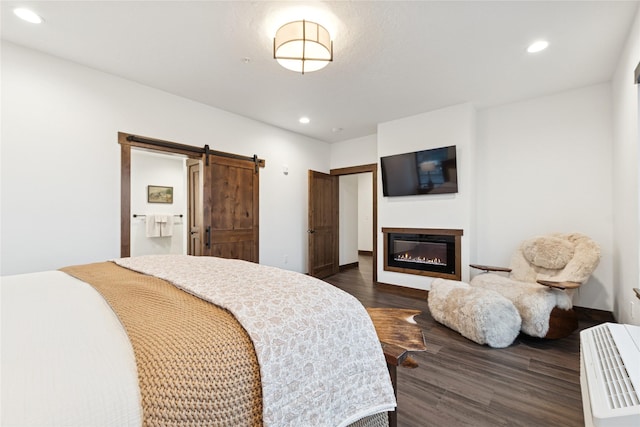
top-left (205, 226), bottom-right (211, 249)
top-left (307, 229), bottom-right (315, 234)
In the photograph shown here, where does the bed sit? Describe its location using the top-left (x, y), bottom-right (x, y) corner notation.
top-left (1, 255), bottom-right (395, 427)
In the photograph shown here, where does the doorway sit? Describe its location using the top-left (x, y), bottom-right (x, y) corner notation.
top-left (339, 172), bottom-right (374, 271)
top-left (119, 132), bottom-right (263, 261)
top-left (308, 164), bottom-right (378, 282)
top-left (129, 148), bottom-right (190, 257)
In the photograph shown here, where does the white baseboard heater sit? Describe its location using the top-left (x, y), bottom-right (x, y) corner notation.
top-left (580, 322), bottom-right (640, 426)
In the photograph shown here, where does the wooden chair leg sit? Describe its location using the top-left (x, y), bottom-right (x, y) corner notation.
top-left (387, 363), bottom-right (397, 427)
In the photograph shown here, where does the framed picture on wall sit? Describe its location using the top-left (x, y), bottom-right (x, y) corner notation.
top-left (147, 185), bottom-right (173, 204)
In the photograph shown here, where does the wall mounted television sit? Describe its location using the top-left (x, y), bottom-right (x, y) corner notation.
top-left (381, 145), bottom-right (458, 197)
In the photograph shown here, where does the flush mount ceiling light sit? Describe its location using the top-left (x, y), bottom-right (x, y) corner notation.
top-left (527, 40), bottom-right (549, 53)
top-left (13, 8), bottom-right (43, 24)
top-left (274, 20), bottom-right (333, 74)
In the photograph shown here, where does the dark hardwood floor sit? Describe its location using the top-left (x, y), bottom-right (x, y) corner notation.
top-left (325, 255), bottom-right (606, 427)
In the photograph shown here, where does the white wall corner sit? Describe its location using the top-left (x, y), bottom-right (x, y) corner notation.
top-left (611, 4), bottom-right (640, 324)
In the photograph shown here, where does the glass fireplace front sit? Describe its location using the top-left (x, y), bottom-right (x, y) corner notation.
top-left (387, 232), bottom-right (456, 275)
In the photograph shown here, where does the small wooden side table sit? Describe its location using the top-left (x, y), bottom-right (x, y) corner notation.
top-left (366, 308), bottom-right (427, 427)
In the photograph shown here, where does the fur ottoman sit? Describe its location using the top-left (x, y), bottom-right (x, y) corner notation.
top-left (428, 278), bottom-right (522, 348)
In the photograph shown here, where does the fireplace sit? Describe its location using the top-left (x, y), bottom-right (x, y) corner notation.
top-left (383, 228), bottom-right (463, 280)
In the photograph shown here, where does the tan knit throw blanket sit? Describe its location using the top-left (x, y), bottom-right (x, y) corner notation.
top-left (114, 255), bottom-right (396, 427)
top-left (61, 262), bottom-right (263, 427)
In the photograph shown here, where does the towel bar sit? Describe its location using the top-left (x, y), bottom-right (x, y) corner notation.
top-left (133, 214), bottom-right (183, 218)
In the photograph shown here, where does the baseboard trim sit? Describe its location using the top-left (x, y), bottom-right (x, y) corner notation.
top-left (375, 281), bottom-right (428, 300)
top-left (573, 306), bottom-right (615, 323)
top-left (339, 262), bottom-right (359, 272)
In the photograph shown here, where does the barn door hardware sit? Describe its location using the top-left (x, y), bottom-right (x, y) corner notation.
top-left (204, 144), bottom-right (210, 166)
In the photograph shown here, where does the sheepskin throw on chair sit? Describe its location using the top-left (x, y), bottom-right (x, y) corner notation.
top-left (471, 232), bottom-right (600, 339)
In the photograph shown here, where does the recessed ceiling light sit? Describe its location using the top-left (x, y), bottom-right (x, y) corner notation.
top-left (527, 40), bottom-right (549, 53)
top-left (299, 117), bottom-right (310, 124)
top-left (13, 8), bottom-right (43, 24)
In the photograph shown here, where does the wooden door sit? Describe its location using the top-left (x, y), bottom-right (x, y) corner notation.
top-left (202, 155), bottom-right (259, 262)
top-left (187, 159), bottom-right (202, 255)
top-left (308, 170), bottom-right (339, 278)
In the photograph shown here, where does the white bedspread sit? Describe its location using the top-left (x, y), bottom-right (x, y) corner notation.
top-left (1, 271), bottom-right (141, 427)
top-left (115, 255), bottom-right (396, 427)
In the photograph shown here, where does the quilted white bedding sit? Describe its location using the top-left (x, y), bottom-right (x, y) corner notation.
top-left (1, 271), bottom-right (141, 426)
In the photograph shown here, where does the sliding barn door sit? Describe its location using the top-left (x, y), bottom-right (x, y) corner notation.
top-left (202, 155), bottom-right (259, 262)
top-left (308, 170), bottom-right (339, 278)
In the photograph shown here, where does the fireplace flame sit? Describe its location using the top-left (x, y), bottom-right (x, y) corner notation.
top-left (395, 253), bottom-right (446, 266)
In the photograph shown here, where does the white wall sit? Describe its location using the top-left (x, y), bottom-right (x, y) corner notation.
top-left (330, 134), bottom-right (377, 169)
top-left (611, 6), bottom-right (640, 324)
top-left (476, 84), bottom-right (614, 312)
top-left (0, 41), bottom-right (330, 275)
top-left (377, 103), bottom-right (476, 290)
top-left (358, 173), bottom-right (373, 252)
top-left (130, 150), bottom-right (186, 256)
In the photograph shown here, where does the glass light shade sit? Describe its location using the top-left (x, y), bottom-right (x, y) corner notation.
top-left (274, 20), bottom-right (333, 74)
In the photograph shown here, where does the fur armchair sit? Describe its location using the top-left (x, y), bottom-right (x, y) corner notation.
top-left (470, 233), bottom-right (600, 339)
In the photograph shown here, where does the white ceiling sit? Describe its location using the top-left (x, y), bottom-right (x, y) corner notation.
top-left (2, 1), bottom-right (638, 143)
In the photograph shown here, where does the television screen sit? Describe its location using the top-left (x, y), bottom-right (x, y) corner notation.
top-left (381, 145), bottom-right (458, 197)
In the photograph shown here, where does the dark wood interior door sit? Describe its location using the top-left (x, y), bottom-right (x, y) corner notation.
top-left (202, 155), bottom-right (259, 262)
top-left (308, 170), bottom-right (338, 278)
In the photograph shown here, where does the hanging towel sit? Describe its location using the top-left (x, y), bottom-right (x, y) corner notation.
top-left (160, 216), bottom-right (173, 237)
top-left (145, 215), bottom-right (161, 238)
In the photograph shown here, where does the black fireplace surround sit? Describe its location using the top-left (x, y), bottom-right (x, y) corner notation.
top-left (383, 228), bottom-right (463, 280)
